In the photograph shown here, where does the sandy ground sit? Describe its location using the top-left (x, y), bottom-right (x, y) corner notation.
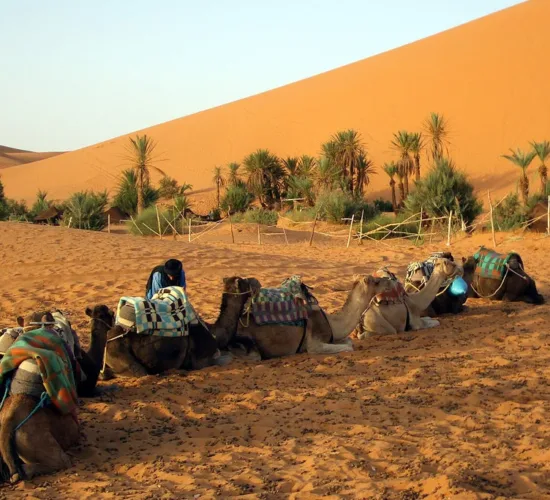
top-left (2, 1), bottom-right (550, 205)
top-left (0, 222), bottom-right (549, 499)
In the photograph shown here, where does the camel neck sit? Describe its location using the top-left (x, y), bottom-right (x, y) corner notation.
top-left (327, 285), bottom-right (374, 341)
top-left (409, 271), bottom-right (447, 312)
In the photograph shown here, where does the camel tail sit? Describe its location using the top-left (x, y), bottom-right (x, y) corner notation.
top-left (0, 399), bottom-right (22, 482)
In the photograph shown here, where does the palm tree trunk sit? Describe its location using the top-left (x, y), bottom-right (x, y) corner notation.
top-left (217, 184), bottom-right (220, 208)
top-left (398, 181), bottom-right (405, 208)
top-left (540, 164), bottom-right (548, 195)
top-left (404, 172), bottom-right (409, 197)
top-left (390, 180), bottom-right (397, 213)
top-left (137, 170), bottom-right (144, 215)
top-left (415, 154), bottom-right (421, 182)
top-left (520, 171), bottom-right (529, 206)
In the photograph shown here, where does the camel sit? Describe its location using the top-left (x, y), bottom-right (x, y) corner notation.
top-left (405, 252), bottom-right (470, 316)
top-left (233, 274), bottom-right (394, 360)
top-left (357, 258), bottom-right (463, 338)
top-left (102, 276), bottom-right (257, 377)
top-left (463, 247), bottom-right (544, 304)
top-left (0, 319), bottom-right (80, 483)
top-left (9, 306), bottom-right (115, 397)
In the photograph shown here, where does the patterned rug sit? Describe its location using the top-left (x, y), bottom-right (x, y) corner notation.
top-left (247, 275), bottom-right (319, 326)
top-left (116, 286), bottom-right (196, 336)
top-left (405, 252), bottom-right (454, 289)
top-left (0, 329), bottom-right (78, 415)
top-left (473, 247), bottom-right (521, 281)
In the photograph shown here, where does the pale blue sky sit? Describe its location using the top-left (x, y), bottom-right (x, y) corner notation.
top-left (1, 0), bottom-right (523, 152)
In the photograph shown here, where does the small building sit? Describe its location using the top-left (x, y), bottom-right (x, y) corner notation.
top-left (33, 206), bottom-right (63, 225)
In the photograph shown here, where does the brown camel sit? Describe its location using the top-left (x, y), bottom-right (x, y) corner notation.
top-left (102, 276), bottom-right (257, 378)
top-left (358, 258), bottom-right (463, 337)
top-left (11, 306), bottom-right (115, 397)
top-left (463, 248), bottom-right (544, 304)
top-left (233, 275), bottom-right (393, 360)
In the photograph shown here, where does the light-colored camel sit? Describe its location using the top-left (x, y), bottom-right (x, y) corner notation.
top-left (233, 275), bottom-right (394, 359)
top-left (357, 258), bottom-right (463, 338)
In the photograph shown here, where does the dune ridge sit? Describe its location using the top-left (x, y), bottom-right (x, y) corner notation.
top-left (0, 145), bottom-right (64, 170)
top-left (3, 0), bottom-right (549, 206)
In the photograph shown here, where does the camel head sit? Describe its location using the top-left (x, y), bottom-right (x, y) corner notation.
top-left (85, 305), bottom-right (115, 338)
top-left (351, 274), bottom-right (395, 305)
top-left (222, 276), bottom-right (261, 298)
top-left (432, 257), bottom-right (463, 279)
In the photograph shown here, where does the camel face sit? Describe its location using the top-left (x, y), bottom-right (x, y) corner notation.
top-left (353, 274), bottom-right (395, 300)
top-left (432, 258), bottom-right (463, 280)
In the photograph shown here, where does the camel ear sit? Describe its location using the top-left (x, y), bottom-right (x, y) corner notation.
top-left (85, 307), bottom-right (93, 317)
top-left (17, 316), bottom-right (24, 327)
top-left (352, 274), bottom-right (362, 284)
top-left (462, 257), bottom-right (466, 264)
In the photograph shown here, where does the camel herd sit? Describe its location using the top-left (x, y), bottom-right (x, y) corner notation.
top-left (0, 246), bottom-right (544, 484)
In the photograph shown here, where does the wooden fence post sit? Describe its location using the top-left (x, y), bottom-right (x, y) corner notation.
top-left (107, 214), bottom-right (111, 233)
top-left (416, 207), bottom-right (423, 245)
top-left (488, 191), bottom-right (496, 247)
top-left (129, 215), bottom-right (143, 235)
top-left (446, 210), bottom-right (453, 246)
top-left (282, 227), bottom-right (289, 245)
top-left (346, 214), bottom-right (355, 248)
top-left (257, 223), bottom-right (261, 245)
top-left (155, 205), bottom-right (162, 239)
top-left (228, 207), bottom-right (235, 243)
top-left (188, 218), bottom-right (192, 242)
top-left (358, 210), bottom-right (364, 245)
top-left (309, 214), bottom-right (318, 247)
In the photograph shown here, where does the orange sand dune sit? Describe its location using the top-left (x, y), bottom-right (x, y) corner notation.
top-left (1, 222), bottom-right (549, 497)
top-left (3, 0), bottom-right (549, 205)
top-left (0, 145), bottom-right (63, 170)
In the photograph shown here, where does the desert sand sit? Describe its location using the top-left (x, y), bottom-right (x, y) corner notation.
top-left (2, 0), bottom-right (550, 205)
top-left (0, 146), bottom-right (63, 170)
top-left (0, 221), bottom-right (549, 498)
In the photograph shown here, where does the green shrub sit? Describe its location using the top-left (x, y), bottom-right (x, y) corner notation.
top-left (315, 190), bottom-right (378, 223)
top-left (30, 190), bottom-right (50, 218)
top-left (286, 175), bottom-right (315, 206)
top-left (282, 207), bottom-right (317, 222)
top-left (405, 157), bottom-right (482, 226)
top-left (490, 193), bottom-right (526, 231)
top-left (128, 206), bottom-right (188, 236)
top-left (62, 191), bottom-right (108, 231)
top-left (113, 169), bottom-right (159, 216)
top-left (6, 199), bottom-right (29, 220)
top-left (221, 184), bottom-right (254, 213)
top-left (373, 198), bottom-right (393, 213)
top-left (242, 209), bottom-right (278, 225)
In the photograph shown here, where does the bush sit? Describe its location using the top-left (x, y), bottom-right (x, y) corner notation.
top-left (491, 193), bottom-right (526, 231)
top-left (158, 176), bottom-right (192, 198)
top-left (373, 198), bottom-right (393, 213)
top-left (282, 207), bottom-right (317, 222)
top-left (405, 157), bottom-right (482, 226)
top-left (6, 199), bottom-right (29, 220)
top-left (315, 189), bottom-right (378, 223)
top-left (360, 213), bottom-right (419, 240)
top-left (30, 190), bottom-right (50, 218)
top-left (241, 209), bottom-right (278, 225)
top-left (62, 191), bottom-right (108, 231)
top-left (113, 169), bottom-right (159, 216)
top-left (286, 176), bottom-right (315, 206)
top-left (221, 184), bottom-right (254, 213)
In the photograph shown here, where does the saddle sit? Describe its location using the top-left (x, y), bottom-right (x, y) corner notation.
top-left (371, 270), bottom-right (407, 306)
top-left (473, 246), bottom-right (522, 281)
top-left (405, 252), bottom-right (454, 291)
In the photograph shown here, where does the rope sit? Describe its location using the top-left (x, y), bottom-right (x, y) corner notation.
top-left (0, 378), bottom-right (11, 412)
top-left (14, 391), bottom-right (50, 432)
top-left (470, 262), bottom-right (528, 299)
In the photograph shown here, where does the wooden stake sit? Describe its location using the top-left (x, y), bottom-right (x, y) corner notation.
top-left (68, 217), bottom-right (72, 229)
top-left (416, 207), bottom-right (423, 245)
top-left (107, 214), bottom-right (111, 233)
top-left (257, 223), bottom-right (261, 245)
top-left (129, 214), bottom-right (143, 235)
top-left (488, 191), bottom-right (496, 247)
top-left (155, 205), bottom-right (162, 239)
top-left (228, 207), bottom-right (235, 243)
top-left (346, 214), bottom-right (355, 248)
top-left (358, 210), bottom-right (364, 245)
top-left (547, 195), bottom-right (550, 236)
top-left (282, 226), bottom-right (289, 245)
top-left (309, 214), bottom-right (318, 247)
top-left (429, 218), bottom-right (435, 244)
top-left (446, 210), bottom-right (453, 246)
top-left (188, 218), bottom-right (192, 242)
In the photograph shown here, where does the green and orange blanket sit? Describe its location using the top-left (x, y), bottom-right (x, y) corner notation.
top-left (473, 247), bottom-right (522, 281)
top-left (0, 329), bottom-right (78, 415)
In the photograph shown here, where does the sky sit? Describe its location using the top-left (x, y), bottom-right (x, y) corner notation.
top-left (1, 0), bottom-right (524, 152)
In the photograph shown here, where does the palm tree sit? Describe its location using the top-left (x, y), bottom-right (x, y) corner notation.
top-left (423, 112), bottom-right (450, 162)
top-left (409, 132), bottom-right (424, 182)
top-left (391, 131), bottom-right (414, 196)
top-left (282, 157), bottom-right (299, 176)
top-left (126, 134), bottom-right (164, 214)
top-left (227, 162), bottom-right (241, 186)
top-left (243, 149), bottom-right (285, 208)
top-left (332, 129), bottom-right (366, 193)
top-left (502, 148), bottom-right (537, 206)
top-left (298, 155), bottom-right (316, 178)
top-left (315, 156), bottom-right (340, 192)
top-left (530, 140), bottom-right (550, 195)
top-left (383, 162), bottom-right (398, 212)
top-left (355, 154), bottom-right (376, 196)
top-left (396, 165), bottom-right (406, 208)
top-left (212, 166), bottom-right (226, 209)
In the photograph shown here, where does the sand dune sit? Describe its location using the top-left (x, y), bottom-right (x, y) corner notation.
top-left (0, 222), bottom-right (549, 498)
top-left (0, 145), bottom-right (63, 170)
top-left (3, 0), bottom-right (549, 205)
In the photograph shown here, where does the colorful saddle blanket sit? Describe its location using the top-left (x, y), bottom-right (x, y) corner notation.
top-left (406, 252), bottom-right (453, 289)
top-left (116, 286), bottom-right (195, 337)
top-left (473, 247), bottom-right (521, 281)
top-left (248, 275), bottom-right (319, 326)
top-left (0, 329), bottom-right (78, 415)
top-left (371, 270), bottom-right (407, 305)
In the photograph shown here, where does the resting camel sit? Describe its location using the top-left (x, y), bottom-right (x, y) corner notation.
top-left (405, 252), bottom-right (470, 316)
top-left (102, 276), bottom-right (257, 377)
top-left (357, 258), bottom-right (463, 338)
top-left (0, 306), bottom-right (115, 397)
top-left (0, 315), bottom-right (81, 483)
top-left (233, 274), bottom-right (393, 359)
top-left (462, 247), bottom-right (544, 304)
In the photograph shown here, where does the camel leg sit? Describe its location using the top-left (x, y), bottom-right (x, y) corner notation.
top-left (415, 317), bottom-right (440, 330)
top-left (357, 310), bottom-right (397, 338)
top-left (307, 342), bottom-right (353, 355)
top-left (107, 342), bottom-right (149, 378)
top-left (333, 337), bottom-right (353, 347)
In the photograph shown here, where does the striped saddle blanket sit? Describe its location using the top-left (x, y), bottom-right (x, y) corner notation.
top-left (473, 247), bottom-right (521, 281)
top-left (116, 286), bottom-right (197, 337)
top-left (248, 275), bottom-right (319, 326)
top-left (372, 269), bottom-right (407, 305)
top-left (406, 252), bottom-right (453, 290)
